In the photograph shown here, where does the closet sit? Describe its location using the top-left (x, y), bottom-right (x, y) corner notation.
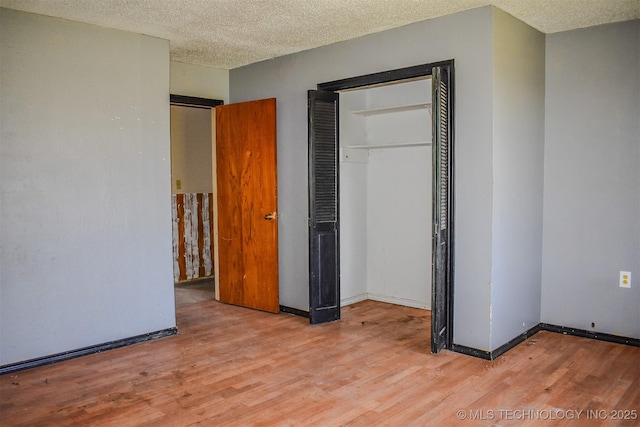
top-left (339, 78), bottom-right (433, 309)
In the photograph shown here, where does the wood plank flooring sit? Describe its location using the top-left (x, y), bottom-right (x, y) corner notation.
top-left (1, 300), bottom-right (638, 426)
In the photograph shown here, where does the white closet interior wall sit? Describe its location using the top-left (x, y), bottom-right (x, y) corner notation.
top-left (339, 78), bottom-right (433, 310)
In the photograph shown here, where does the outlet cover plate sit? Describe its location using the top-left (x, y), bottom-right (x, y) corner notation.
top-left (620, 271), bottom-right (631, 288)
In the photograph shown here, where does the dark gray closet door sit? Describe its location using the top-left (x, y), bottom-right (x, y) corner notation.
top-left (308, 89), bottom-right (340, 324)
top-left (431, 66), bottom-right (453, 353)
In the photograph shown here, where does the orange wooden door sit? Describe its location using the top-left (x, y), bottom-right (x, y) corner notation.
top-left (215, 98), bottom-right (279, 313)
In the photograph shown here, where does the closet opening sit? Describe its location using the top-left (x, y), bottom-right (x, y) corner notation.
top-left (308, 61), bottom-right (454, 353)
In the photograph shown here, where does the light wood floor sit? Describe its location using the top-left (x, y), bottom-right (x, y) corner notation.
top-left (1, 300), bottom-right (638, 426)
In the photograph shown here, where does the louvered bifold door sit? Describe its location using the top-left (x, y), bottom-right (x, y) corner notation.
top-left (308, 89), bottom-right (340, 324)
top-left (431, 66), bottom-right (453, 353)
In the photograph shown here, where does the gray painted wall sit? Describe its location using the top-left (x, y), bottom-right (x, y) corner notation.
top-left (490, 9), bottom-right (545, 349)
top-left (170, 62), bottom-right (229, 104)
top-left (170, 105), bottom-right (213, 194)
top-left (542, 20), bottom-right (640, 338)
top-left (230, 7), bottom-right (498, 350)
top-left (0, 9), bottom-right (176, 365)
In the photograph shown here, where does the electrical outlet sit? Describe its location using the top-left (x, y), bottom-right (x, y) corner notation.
top-left (176, 179), bottom-right (182, 190)
top-left (619, 271), bottom-right (631, 288)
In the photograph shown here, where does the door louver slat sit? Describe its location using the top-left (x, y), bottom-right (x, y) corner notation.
top-left (312, 102), bottom-right (338, 223)
top-left (439, 79), bottom-right (448, 231)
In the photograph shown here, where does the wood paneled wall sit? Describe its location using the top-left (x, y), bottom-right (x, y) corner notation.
top-left (171, 193), bottom-right (214, 282)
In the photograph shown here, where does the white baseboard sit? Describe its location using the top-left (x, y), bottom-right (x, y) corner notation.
top-left (341, 293), bottom-right (368, 306)
top-left (341, 293), bottom-right (430, 310)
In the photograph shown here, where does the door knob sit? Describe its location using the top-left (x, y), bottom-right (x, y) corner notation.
top-left (264, 212), bottom-right (278, 220)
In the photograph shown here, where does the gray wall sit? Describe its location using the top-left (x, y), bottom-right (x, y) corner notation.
top-left (542, 20), bottom-right (640, 338)
top-left (490, 9), bottom-right (545, 349)
top-left (231, 6), bottom-right (498, 350)
top-left (170, 105), bottom-right (213, 194)
top-left (0, 9), bottom-right (176, 365)
top-left (170, 62), bottom-right (229, 104)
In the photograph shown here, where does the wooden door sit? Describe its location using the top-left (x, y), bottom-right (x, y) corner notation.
top-left (215, 98), bottom-right (279, 313)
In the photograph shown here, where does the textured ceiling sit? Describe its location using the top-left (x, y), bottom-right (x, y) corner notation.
top-left (1, 0), bottom-right (638, 69)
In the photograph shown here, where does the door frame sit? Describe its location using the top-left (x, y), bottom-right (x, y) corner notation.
top-left (169, 94), bottom-right (224, 298)
top-left (312, 60), bottom-right (455, 352)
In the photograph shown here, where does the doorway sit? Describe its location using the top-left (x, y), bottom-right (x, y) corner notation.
top-left (169, 95), bottom-right (280, 314)
top-left (170, 95), bottom-right (223, 307)
top-left (308, 61), bottom-right (454, 353)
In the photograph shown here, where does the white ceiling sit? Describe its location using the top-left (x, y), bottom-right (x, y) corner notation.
top-left (1, 0), bottom-right (638, 69)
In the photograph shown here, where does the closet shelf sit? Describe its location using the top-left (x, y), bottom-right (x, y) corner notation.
top-left (350, 102), bottom-right (431, 116)
top-left (346, 141), bottom-right (432, 150)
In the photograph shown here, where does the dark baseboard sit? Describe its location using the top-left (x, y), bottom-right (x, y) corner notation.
top-left (450, 344), bottom-right (491, 360)
top-left (489, 323), bottom-right (544, 360)
top-left (0, 327), bottom-right (178, 375)
top-left (451, 322), bottom-right (639, 361)
top-left (540, 323), bottom-right (640, 347)
top-left (451, 324), bottom-right (542, 361)
top-left (280, 305), bottom-right (310, 318)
